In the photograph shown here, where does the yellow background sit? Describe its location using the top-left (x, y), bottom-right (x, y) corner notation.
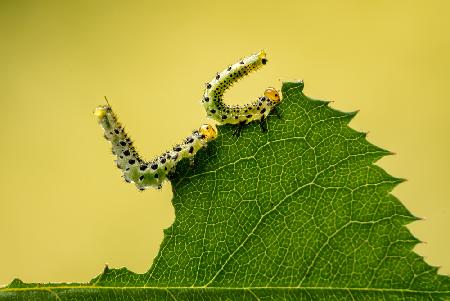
top-left (0, 0), bottom-right (449, 285)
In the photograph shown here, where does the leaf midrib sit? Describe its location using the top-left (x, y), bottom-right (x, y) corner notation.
top-left (2, 286), bottom-right (449, 294)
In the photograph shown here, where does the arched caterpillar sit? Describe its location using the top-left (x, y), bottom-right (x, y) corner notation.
top-left (94, 103), bottom-right (217, 190)
top-left (202, 50), bottom-right (281, 134)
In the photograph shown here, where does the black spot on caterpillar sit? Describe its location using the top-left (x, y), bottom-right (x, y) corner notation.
top-left (202, 51), bottom-right (281, 126)
top-left (94, 103), bottom-right (217, 190)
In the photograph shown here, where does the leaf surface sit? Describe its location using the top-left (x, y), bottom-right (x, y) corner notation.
top-left (2, 82), bottom-right (449, 300)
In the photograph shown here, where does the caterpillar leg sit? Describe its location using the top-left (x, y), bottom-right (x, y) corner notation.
top-left (270, 106), bottom-right (282, 119)
top-left (232, 121), bottom-right (247, 137)
top-left (259, 115), bottom-right (268, 133)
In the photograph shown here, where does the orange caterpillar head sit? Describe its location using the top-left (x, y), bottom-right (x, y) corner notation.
top-left (264, 87), bottom-right (281, 104)
top-left (199, 124), bottom-right (218, 142)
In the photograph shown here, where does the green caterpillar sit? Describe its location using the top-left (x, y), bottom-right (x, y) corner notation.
top-left (94, 103), bottom-right (217, 190)
top-left (202, 50), bottom-right (281, 134)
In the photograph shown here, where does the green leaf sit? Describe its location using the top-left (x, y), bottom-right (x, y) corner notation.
top-left (1, 81), bottom-right (449, 300)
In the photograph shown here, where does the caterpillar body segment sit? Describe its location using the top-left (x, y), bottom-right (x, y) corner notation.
top-left (202, 51), bottom-right (281, 126)
top-left (94, 105), bottom-right (217, 190)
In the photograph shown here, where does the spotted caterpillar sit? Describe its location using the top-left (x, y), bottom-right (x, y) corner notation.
top-left (202, 50), bottom-right (281, 134)
top-left (94, 103), bottom-right (217, 190)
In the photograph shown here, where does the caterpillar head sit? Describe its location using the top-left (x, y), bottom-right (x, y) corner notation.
top-left (264, 87), bottom-right (281, 104)
top-left (94, 105), bottom-right (111, 121)
top-left (199, 124), bottom-right (217, 142)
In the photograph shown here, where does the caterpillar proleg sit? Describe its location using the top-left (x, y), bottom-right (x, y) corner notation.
top-left (94, 103), bottom-right (217, 190)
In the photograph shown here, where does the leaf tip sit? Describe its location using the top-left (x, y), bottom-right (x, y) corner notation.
top-left (416, 215), bottom-right (427, 221)
top-left (397, 177), bottom-right (408, 183)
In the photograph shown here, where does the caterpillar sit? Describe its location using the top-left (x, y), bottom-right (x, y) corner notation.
top-left (201, 50), bottom-right (281, 134)
top-left (94, 102), bottom-right (217, 190)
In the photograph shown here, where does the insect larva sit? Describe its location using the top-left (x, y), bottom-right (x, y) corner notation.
top-left (94, 104), bottom-right (217, 190)
top-left (201, 51), bottom-right (281, 133)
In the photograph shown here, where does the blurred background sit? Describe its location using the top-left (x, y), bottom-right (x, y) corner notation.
top-left (1, 0), bottom-right (449, 285)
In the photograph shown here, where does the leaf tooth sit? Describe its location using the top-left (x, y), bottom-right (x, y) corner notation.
top-left (343, 109), bottom-right (360, 123)
top-left (394, 176), bottom-right (408, 184)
